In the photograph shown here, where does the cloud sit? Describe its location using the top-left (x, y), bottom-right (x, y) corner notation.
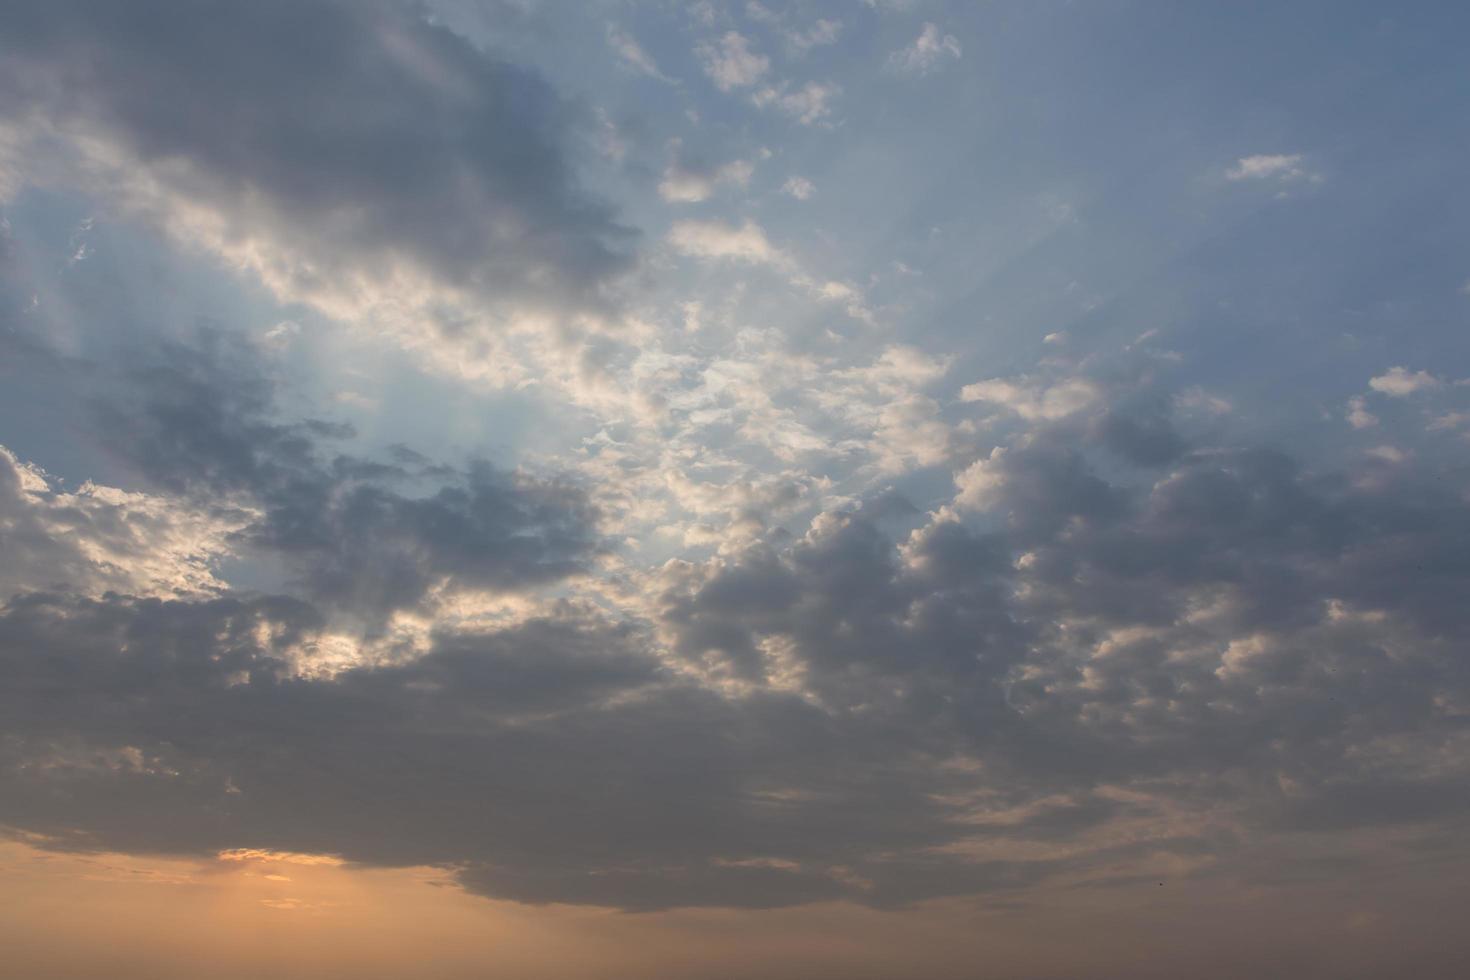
top-left (1346, 396), bottom-right (1379, 429)
top-left (0, 0), bottom-right (635, 330)
top-left (952, 447), bottom-right (1012, 513)
top-left (668, 219), bottom-right (789, 266)
top-left (786, 18), bottom-right (842, 53)
top-left (1226, 154), bottom-right (1313, 181)
top-left (607, 24), bottom-right (675, 83)
top-left (4, 0), bottom-right (1470, 927)
top-left (1364, 444), bottom-right (1408, 465)
top-left (0, 444), bottom-right (243, 600)
top-left (961, 376), bottom-right (1103, 421)
top-left (745, 1), bottom-right (779, 24)
top-left (6, 376), bottom-right (1470, 910)
top-left (752, 80), bottom-right (840, 125)
top-left (84, 333), bottom-right (601, 621)
top-left (747, 4), bottom-right (841, 54)
top-left (782, 176), bottom-right (815, 200)
top-left (1369, 366), bottom-right (1440, 397)
top-left (658, 141), bottom-right (755, 203)
top-left (1091, 407), bottom-right (1188, 466)
top-left (693, 31), bottom-right (839, 125)
top-left (888, 23), bottom-right (962, 75)
top-left (666, 219), bottom-right (874, 322)
top-left (1174, 387), bottom-right (1232, 416)
top-left (697, 31), bottom-right (770, 91)
top-left (0, 586), bottom-right (979, 910)
top-left (1428, 411), bottom-right (1469, 433)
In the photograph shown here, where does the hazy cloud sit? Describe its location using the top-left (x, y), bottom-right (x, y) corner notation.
top-left (697, 31), bottom-right (770, 91)
top-left (782, 176), bottom-right (815, 200)
top-left (752, 80), bottom-right (839, 125)
top-left (607, 24), bottom-right (675, 83)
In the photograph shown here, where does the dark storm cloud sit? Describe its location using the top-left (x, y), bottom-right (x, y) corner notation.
top-left (0, 0), bottom-right (635, 312)
top-left (86, 333), bottom-right (600, 617)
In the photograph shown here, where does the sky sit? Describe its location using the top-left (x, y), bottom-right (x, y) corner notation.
top-left (1, 1), bottom-right (1469, 976)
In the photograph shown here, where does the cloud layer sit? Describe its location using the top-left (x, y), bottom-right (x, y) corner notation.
top-left (1, 0), bottom-right (1469, 955)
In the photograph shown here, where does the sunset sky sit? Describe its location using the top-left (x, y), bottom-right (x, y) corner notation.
top-left (2, 1), bottom-right (1469, 977)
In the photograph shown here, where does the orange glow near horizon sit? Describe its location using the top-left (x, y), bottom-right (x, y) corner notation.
top-left (3, 838), bottom-right (1469, 980)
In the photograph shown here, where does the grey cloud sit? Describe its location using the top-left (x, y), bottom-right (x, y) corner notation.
top-left (1092, 405), bottom-right (1187, 466)
top-left (86, 333), bottom-right (600, 618)
top-left (651, 402), bottom-right (1470, 874)
top-left (4, 350), bottom-right (1470, 912)
top-left (9, 259), bottom-right (598, 616)
top-left (979, 436), bottom-right (1470, 815)
top-left (0, 0), bottom-right (635, 315)
top-left (977, 441), bottom-right (1130, 542)
top-left (458, 860), bottom-right (849, 912)
top-left (659, 509), bottom-right (1022, 701)
top-left (0, 591), bottom-right (1018, 910)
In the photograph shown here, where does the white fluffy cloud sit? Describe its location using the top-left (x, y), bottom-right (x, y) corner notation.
top-left (951, 446), bottom-right (1009, 512)
top-left (1369, 366), bottom-right (1440, 397)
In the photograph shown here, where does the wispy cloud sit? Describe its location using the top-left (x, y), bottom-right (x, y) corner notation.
top-left (782, 176), bottom-right (815, 200)
top-left (753, 80), bottom-right (840, 125)
top-left (888, 23), bottom-right (962, 74)
top-left (607, 24), bottom-right (675, 83)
